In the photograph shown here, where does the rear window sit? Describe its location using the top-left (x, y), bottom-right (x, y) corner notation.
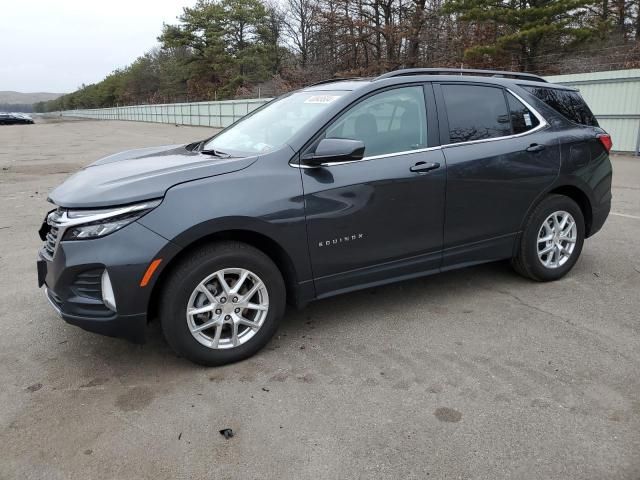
top-left (523, 86), bottom-right (598, 127)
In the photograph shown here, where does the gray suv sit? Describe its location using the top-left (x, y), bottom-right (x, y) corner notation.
top-left (38, 68), bottom-right (612, 366)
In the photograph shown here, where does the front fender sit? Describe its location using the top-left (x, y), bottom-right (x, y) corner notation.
top-left (137, 153), bottom-right (312, 285)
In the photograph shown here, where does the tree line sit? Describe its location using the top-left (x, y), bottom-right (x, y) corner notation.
top-left (0, 103), bottom-right (34, 113)
top-left (35, 0), bottom-right (640, 112)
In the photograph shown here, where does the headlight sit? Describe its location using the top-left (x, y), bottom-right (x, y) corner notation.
top-left (62, 199), bottom-right (161, 240)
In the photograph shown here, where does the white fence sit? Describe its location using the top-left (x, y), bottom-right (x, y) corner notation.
top-left (58, 69), bottom-right (640, 153)
top-left (545, 69), bottom-right (640, 154)
top-left (60, 99), bottom-right (271, 128)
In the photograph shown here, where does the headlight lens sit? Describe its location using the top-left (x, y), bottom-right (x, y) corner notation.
top-left (62, 199), bottom-right (161, 240)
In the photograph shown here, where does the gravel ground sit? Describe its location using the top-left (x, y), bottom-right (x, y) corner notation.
top-left (1, 118), bottom-right (639, 480)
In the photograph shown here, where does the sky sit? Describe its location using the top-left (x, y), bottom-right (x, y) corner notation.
top-left (0, 0), bottom-right (193, 93)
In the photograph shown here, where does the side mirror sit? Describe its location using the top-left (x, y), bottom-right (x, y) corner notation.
top-left (302, 138), bottom-right (365, 166)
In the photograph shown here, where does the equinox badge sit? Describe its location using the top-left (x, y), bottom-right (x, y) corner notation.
top-left (318, 233), bottom-right (364, 248)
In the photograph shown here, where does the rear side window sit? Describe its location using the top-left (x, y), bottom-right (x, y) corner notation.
top-left (442, 84), bottom-right (511, 143)
top-left (507, 92), bottom-right (540, 134)
top-left (523, 86), bottom-right (598, 126)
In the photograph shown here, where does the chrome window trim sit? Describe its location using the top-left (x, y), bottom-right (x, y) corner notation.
top-left (293, 87), bottom-right (548, 169)
top-left (296, 145), bottom-right (443, 168)
top-left (440, 88), bottom-right (548, 150)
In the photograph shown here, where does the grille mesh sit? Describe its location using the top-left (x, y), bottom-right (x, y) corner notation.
top-left (71, 270), bottom-right (103, 300)
top-left (42, 209), bottom-right (63, 259)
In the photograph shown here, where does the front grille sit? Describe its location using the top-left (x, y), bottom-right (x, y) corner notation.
top-left (71, 269), bottom-right (103, 300)
top-left (43, 225), bottom-right (59, 259)
top-left (42, 209), bottom-right (63, 259)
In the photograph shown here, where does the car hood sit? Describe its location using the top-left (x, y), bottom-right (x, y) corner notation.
top-left (48, 144), bottom-right (258, 208)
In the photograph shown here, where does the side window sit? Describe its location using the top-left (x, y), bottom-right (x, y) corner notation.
top-left (442, 84), bottom-right (511, 143)
top-left (523, 86), bottom-right (598, 127)
top-left (507, 92), bottom-right (540, 134)
top-left (325, 86), bottom-right (427, 157)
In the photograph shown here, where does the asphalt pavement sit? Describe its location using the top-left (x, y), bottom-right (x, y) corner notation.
top-left (1, 118), bottom-right (639, 479)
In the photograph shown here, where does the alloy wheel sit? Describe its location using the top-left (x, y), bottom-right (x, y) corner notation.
top-left (537, 210), bottom-right (577, 269)
top-left (186, 268), bottom-right (269, 349)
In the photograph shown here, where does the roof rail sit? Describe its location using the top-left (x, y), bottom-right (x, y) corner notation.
top-left (305, 77), bottom-right (365, 87)
top-left (375, 68), bottom-right (547, 83)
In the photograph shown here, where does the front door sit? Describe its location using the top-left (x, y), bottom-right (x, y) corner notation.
top-left (300, 85), bottom-right (446, 296)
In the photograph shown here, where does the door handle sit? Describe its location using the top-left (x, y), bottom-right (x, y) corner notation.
top-left (410, 161), bottom-right (440, 173)
top-left (526, 143), bottom-right (546, 153)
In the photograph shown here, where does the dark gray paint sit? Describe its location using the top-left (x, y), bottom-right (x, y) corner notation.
top-left (302, 148), bottom-right (446, 295)
top-left (38, 73), bottom-right (613, 342)
top-left (49, 144), bottom-right (258, 208)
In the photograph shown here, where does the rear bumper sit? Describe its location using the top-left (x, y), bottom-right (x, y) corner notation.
top-left (588, 196), bottom-right (611, 238)
top-left (38, 221), bottom-right (179, 343)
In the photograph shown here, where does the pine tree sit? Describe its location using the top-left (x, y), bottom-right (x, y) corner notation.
top-left (444, 0), bottom-right (597, 71)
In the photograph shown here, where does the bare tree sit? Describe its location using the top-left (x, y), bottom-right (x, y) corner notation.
top-left (406, 0), bottom-right (427, 67)
top-left (283, 0), bottom-right (319, 68)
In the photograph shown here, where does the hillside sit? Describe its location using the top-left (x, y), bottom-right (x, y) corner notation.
top-left (0, 91), bottom-right (64, 104)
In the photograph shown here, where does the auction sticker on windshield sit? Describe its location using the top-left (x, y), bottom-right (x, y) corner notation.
top-left (304, 95), bottom-right (341, 104)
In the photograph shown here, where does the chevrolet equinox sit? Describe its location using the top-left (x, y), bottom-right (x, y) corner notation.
top-left (38, 68), bottom-right (612, 366)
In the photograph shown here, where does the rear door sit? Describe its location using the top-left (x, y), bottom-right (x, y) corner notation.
top-left (301, 84), bottom-right (446, 296)
top-left (434, 82), bottom-right (561, 268)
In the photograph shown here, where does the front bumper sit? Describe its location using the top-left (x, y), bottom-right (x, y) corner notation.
top-left (38, 221), bottom-right (179, 343)
top-left (44, 286), bottom-right (147, 342)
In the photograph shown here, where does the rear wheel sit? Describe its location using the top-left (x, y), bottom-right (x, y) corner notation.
top-left (160, 241), bottom-right (285, 366)
top-left (512, 194), bottom-right (585, 281)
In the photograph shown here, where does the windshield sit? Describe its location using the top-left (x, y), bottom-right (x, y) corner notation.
top-left (203, 90), bottom-right (348, 155)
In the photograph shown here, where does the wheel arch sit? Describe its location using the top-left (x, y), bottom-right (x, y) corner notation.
top-left (147, 228), bottom-right (302, 322)
top-left (548, 184), bottom-right (593, 236)
top-left (520, 183), bottom-right (594, 239)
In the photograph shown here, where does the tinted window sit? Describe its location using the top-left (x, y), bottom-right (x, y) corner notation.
top-left (442, 85), bottom-right (511, 143)
top-left (325, 86), bottom-right (427, 157)
top-left (523, 86), bottom-right (598, 126)
top-left (507, 92), bottom-right (540, 134)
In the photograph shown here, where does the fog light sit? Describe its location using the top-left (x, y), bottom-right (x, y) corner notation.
top-left (101, 269), bottom-right (117, 312)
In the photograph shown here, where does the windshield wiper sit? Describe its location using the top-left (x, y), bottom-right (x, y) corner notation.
top-left (200, 149), bottom-right (233, 158)
top-left (185, 140), bottom-right (204, 151)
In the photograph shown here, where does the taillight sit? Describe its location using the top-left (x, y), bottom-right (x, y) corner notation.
top-left (597, 134), bottom-right (612, 153)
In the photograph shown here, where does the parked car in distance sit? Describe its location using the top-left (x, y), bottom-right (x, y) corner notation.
top-left (0, 112), bottom-right (34, 124)
top-left (38, 68), bottom-right (612, 366)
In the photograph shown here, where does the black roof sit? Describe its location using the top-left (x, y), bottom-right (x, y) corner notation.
top-left (375, 68), bottom-right (546, 83)
top-left (303, 68), bottom-right (577, 92)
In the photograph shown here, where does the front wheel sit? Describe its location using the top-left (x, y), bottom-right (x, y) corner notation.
top-left (160, 241), bottom-right (286, 366)
top-left (512, 194), bottom-right (585, 282)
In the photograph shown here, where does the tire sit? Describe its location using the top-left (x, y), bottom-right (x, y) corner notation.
top-left (512, 194), bottom-right (585, 282)
top-left (160, 241), bottom-right (286, 366)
